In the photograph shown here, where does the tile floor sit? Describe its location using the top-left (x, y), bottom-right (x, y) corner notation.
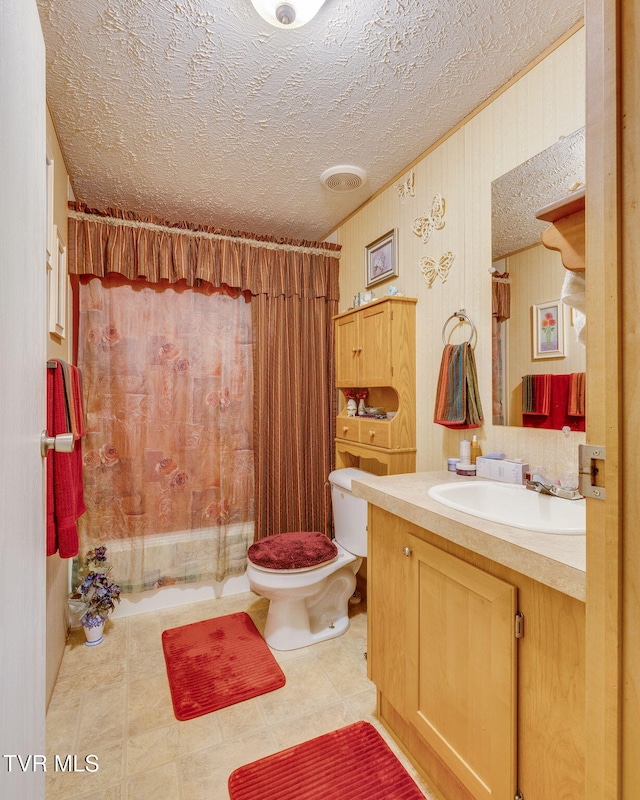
top-left (46, 591), bottom-right (436, 800)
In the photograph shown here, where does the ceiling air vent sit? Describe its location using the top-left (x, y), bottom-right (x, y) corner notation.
top-left (321, 165), bottom-right (367, 193)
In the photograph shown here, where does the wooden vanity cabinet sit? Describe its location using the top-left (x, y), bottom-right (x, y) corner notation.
top-left (334, 297), bottom-right (416, 474)
top-left (368, 506), bottom-right (585, 800)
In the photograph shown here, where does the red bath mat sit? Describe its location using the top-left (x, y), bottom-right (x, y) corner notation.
top-left (228, 720), bottom-right (426, 800)
top-left (161, 612), bottom-right (285, 721)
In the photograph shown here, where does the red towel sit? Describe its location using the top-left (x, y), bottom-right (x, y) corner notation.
top-left (46, 362), bottom-right (86, 558)
top-left (522, 374), bottom-right (585, 432)
top-left (568, 372), bottom-right (586, 417)
top-left (69, 364), bottom-right (86, 438)
top-left (522, 374), bottom-right (551, 415)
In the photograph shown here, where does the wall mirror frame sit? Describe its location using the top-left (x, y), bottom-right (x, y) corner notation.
top-left (491, 127), bottom-right (586, 429)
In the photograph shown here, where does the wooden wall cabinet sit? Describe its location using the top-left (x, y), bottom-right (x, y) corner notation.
top-left (334, 297), bottom-right (416, 474)
top-left (368, 506), bottom-right (585, 800)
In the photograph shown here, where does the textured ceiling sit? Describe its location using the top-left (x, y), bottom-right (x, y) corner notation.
top-left (37, 0), bottom-right (584, 242)
top-left (492, 127), bottom-right (585, 261)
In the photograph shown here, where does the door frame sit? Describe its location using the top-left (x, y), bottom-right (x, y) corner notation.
top-left (585, 0), bottom-right (639, 796)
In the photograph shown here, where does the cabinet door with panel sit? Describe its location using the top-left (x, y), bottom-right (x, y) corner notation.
top-left (406, 534), bottom-right (517, 800)
top-left (368, 507), bottom-right (517, 800)
top-left (358, 301), bottom-right (393, 386)
top-left (335, 312), bottom-right (360, 388)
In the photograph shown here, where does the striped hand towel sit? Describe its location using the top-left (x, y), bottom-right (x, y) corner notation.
top-left (568, 372), bottom-right (586, 417)
top-left (433, 342), bottom-right (484, 429)
top-left (521, 374), bottom-right (552, 415)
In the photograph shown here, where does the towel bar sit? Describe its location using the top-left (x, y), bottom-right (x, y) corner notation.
top-left (442, 309), bottom-right (476, 346)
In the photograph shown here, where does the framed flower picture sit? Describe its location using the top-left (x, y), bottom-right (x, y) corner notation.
top-left (365, 229), bottom-right (398, 288)
top-left (532, 300), bottom-right (566, 359)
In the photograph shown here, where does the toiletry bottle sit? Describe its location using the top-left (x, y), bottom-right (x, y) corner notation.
top-left (460, 439), bottom-right (471, 464)
top-left (470, 435), bottom-right (482, 464)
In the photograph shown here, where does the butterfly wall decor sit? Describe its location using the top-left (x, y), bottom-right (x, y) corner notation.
top-left (411, 194), bottom-right (446, 244)
top-left (396, 170), bottom-right (415, 203)
top-left (420, 251), bottom-right (455, 289)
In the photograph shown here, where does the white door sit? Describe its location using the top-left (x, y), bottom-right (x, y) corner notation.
top-left (0, 2), bottom-right (47, 799)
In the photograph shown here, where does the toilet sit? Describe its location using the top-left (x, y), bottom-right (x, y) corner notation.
top-left (246, 468), bottom-right (369, 651)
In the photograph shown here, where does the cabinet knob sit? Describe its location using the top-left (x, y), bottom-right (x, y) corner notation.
top-left (352, 347), bottom-right (358, 354)
top-left (402, 546), bottom-right (412, 557)
top-left (369, 430), bottom-right (375, 437)
top-left (343, 426), bottom-right (349, 434)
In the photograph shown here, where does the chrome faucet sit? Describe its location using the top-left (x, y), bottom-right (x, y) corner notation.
top-left (525, 474), bottom-right (583, 501)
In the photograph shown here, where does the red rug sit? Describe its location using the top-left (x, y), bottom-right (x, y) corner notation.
top-left (161, 612), bottom-right (286, 721)
top-left (228, 720), bottom-right (426, 800)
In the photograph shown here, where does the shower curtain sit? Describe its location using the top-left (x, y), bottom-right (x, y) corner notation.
top-left (77, 275), bottom-right (254, 591)
top-left (68, 201), bottom-right (341, 573)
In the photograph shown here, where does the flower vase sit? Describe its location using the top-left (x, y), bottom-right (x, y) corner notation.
top-left (82, 615), bottom-right (106, 647)
top-left (358, 398), bottom-right (366, 416)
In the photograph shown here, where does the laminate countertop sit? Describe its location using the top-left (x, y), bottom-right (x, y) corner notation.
top-left (351, 471), bottom-right (586, 602)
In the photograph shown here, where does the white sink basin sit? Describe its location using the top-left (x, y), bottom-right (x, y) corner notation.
top-left (427, 481), bottom-right (586, 535)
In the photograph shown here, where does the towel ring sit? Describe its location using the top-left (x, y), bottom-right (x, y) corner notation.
top-left (442, 309), bottom-right (476, 346)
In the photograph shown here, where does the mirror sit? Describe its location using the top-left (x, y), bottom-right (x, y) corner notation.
top-left (491, 128), bottom-right (586, 428)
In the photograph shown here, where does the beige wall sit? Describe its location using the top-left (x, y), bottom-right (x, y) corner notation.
top-left (45, 106), bottom-right (72, 708)
top-left (334, 27), bottom-right (585, 480)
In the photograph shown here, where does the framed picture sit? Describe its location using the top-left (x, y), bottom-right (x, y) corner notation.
top-left (365, 229), bottom-right (398, 288)
top-left (532, 299), bottom-right (565, 359)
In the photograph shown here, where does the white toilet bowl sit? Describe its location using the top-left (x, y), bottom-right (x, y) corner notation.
top-left (247, 543), bottom-right (361, 650)
top-left (247, 468), bottom-right (369, 651)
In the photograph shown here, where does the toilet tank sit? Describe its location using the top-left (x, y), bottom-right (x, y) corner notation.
top-left (328, 468), bottom-right (370, 557)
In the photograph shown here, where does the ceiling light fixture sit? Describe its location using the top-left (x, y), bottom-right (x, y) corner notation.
top-left (249, 0), bottom-right (327, 29)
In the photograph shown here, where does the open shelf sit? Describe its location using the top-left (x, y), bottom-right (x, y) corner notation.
top-left (535, 187), bottom-right (585, 271)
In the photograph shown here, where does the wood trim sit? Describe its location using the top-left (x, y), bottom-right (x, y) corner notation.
top-left (323, 20), bottom-right (585, 239)
top-left (536, 187), bottom-right (586, 222)
top-left (620, 0), bottom-right (640, 794)
top-left (584, 0), bottom-right (622, 797)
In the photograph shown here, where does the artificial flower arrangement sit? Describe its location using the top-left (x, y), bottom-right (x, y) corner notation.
top-left (69, 546), bottom-right (121, 630)
top-left (342, 389), bottom-right (368, 401)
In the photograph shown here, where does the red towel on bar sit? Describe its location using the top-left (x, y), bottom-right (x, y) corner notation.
top-left (521, 374), bottom-right (551, 415)
top-left (522, 374), bottom-right (585, 432)
top-left (568, 372), bottom-right (586, 417)
top-left (46, 361), bottom-right (86, 558)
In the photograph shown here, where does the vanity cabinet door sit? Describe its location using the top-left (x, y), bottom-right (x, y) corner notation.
top-left (406, 536), bottom-right (517, 800)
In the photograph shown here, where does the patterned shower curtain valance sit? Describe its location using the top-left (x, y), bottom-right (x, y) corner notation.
top-left (68, 202), bottom-right (340, 300)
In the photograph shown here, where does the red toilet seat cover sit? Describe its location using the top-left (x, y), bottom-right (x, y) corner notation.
top-left (248, 531), bottom-right (338, 571)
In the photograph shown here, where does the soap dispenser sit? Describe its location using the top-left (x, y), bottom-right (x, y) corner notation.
top-left (470, 435), bottom-right (482, 464)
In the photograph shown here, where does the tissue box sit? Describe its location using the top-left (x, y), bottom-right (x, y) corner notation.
top-left (476, 457), bottom-right (529, 485)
